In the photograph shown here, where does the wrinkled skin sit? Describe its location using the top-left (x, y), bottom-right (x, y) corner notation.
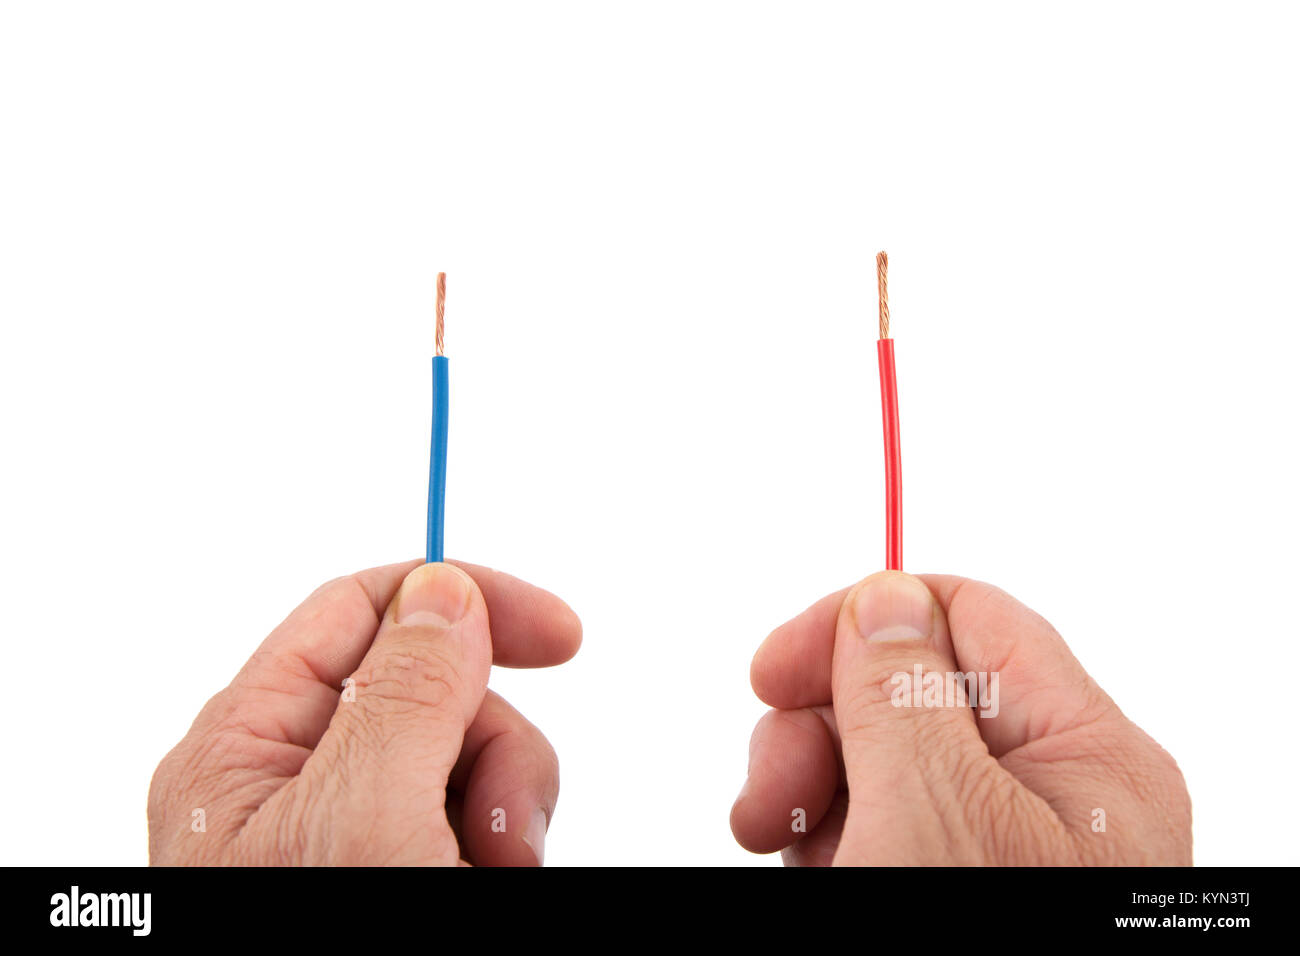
top-left (149, 560), bottom-right (581, 866)
top-left (151, 558), bottom-right (1189, 866)
top-left (731, 571), bottom-right (1192, 865)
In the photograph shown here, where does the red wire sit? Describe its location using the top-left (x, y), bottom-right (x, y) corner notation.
top-left (877, 337), bottom-right (902, 570)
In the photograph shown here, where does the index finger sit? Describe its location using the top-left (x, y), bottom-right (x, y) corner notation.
top-left (265, 558), bottom-right (582, 691)
top-left (210, 557), bottom-right (580, 751)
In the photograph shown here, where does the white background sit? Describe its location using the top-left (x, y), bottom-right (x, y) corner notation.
top-left (2, 1), bottom-right (1298, 867)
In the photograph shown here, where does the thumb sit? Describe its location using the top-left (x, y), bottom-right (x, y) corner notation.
top-left (317, 562), bottom-right (492, 791)
top-left (831, 571), bottom-right (994, 864)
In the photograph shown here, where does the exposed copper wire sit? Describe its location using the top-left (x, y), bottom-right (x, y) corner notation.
top-left (876, 251), bottom-right (890, 339)
top-left (435, 272), bottom-right (447, 356)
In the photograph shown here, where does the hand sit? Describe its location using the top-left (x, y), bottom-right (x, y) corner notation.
top-left (731, 571), bottom-right (1191, 865)
top-left (149, 559), bottom-right (581, 865)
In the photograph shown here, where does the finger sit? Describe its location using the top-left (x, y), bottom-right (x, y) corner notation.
top-left (449, 691), bottom-right (559, 867)
top-left (918, 575), bottom-right (1113, 756)
top-left (751, 586), bottom-right (850, 709)
top-left (781, 792), bottom-right (847, 867)
top-left (730, 707), bottom-right (839, 854)
top-left (250, 559), bottom-right (577, 693)
top-left (451, 561), bottom-right (582, 668)
top-left (753, 574), bottom-right (1107, 735)
top-left (220, 559), bottom-right (423, 743)
top-left (831, 571), bottom-right (997, 864)
top-left (919, 577), bottom-right (1190, 846)
top-left (309, 562), bottom-right (492, 797)
top-left (210, 559), bottom-right (578, 749)
top-left (753, 573), bottom-right (1177, 857)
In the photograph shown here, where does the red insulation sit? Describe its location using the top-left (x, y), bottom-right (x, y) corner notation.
top-left (877, 337), bottom-right (902, 570)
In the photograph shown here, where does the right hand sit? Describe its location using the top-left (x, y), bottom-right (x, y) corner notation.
top-left (731, 571), bottom-right (1191, 865)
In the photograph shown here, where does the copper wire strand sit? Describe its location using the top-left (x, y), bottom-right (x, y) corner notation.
top-left (876, 251), bottom-right (890, 339)
top-left (435, 272), bottom-right (447, 356)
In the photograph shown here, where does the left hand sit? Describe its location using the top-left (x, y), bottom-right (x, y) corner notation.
top-left (148, 559), bottom-right (581, 866)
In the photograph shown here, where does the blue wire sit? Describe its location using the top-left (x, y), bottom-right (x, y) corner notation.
top-left (426, 355), bottom-right (449, 563)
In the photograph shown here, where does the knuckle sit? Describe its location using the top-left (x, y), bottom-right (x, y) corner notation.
top-left (356, 645), bottom-right (464, 718)
top-left (520, 729), bottom-right (561, 785)
top-left (489, 715), bottom-right (561, 790)
top-left (834, 687), bottom-right (902, 745)
top-left (521, 725), bottom-right (559, 775)
top-left (835, 651), bottom-right (973, 750)
top-left (909, 710), bottom-right (978, 779)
